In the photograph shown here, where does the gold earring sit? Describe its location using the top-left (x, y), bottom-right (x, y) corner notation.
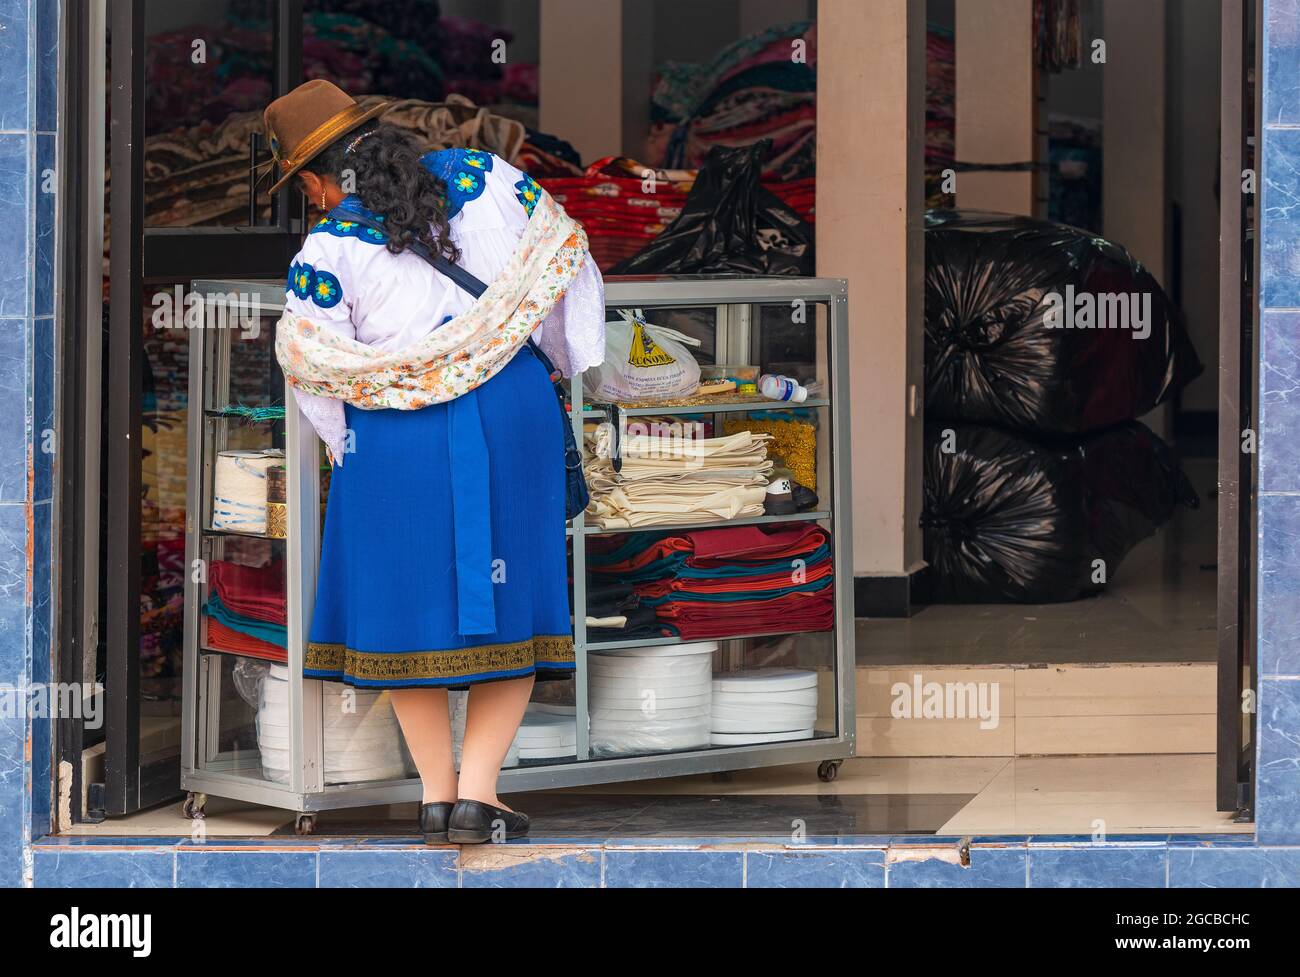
top-left (320, 188), bottom-right (326, 210)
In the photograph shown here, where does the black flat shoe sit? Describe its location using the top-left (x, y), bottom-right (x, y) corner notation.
top-left (419, 802), bottom-right (454, 844)
top-left (447, 799), bottom-right (530, 844)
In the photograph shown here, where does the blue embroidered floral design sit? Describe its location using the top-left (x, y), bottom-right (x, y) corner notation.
top-left (311, 269), bottom-right (344, 308)
top-left (312, 213), bottom-right (388, 245)
top-left (286, 260), bottom-right (344, 308)
top-left (287, 261), bottom-right (314, 299)
top-left (514, 176), bottom-right (542, 217)
top-left (421, 148), bottom-right (494, 219)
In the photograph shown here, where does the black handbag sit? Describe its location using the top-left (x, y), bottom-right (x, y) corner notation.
top-left (327, 207), bottom-right (590, 520)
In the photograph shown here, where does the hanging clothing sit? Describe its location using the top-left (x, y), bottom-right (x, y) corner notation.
top-left (279, 148), bottom-right (605, 689)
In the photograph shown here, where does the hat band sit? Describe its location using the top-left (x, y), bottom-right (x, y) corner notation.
top-left (279, 103), bottom-right (378, 176)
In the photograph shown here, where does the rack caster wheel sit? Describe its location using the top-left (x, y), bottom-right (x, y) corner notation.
top-left (295, 813), bottom-right (317, 836)
top-left (181, 792), bottom-right (207, 820)
top-left (817, 760), bottom-right (842, 783)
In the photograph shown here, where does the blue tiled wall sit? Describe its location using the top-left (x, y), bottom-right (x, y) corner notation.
top-left (5, 0), bottom-right (1300, 891)
top-left (0, 0), bottom-right (59, 889)
top-left (1258, 0), bottom-right (1300, 847)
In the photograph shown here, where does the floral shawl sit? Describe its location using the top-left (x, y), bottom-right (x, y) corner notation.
top-left (274, 190), bottom-right (587, 409)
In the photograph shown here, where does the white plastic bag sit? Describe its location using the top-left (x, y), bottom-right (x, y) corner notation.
top-left (590, 309), bottom-right (702, 402)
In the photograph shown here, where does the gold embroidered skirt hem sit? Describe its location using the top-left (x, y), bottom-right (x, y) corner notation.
top-left (303, 634), bottom-right (575, 689)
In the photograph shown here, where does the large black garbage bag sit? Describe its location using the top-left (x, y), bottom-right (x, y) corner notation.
top-left (610, 140), bottom-right (813, 276)
top-left (919, 421), bottom-right (1197, 603)
top-left (924, 210), bottom-right (1203, 435)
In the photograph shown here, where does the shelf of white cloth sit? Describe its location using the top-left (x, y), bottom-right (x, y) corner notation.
top-left (585, 625), bottom-right (835, 653)
top-left (581, 397), bottom-right (829, 419)
top-left (578, 509), bottom-right (830, 537)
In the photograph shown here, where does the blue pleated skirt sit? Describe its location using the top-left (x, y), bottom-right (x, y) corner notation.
top-left (304, 345), bottom-right (574, 689)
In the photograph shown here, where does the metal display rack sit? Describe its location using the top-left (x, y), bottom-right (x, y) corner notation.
top-left (182, 275), bottom-right (853, 832)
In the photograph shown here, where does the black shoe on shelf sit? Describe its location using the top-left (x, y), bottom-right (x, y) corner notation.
top-left (418, 801), bottom-right (454, 844)
top-left (447, 798), bottom-right (530, 844)
top-left (792, 483), bottom-right (819, 512)
top-left (763, 477), bottom-right (796, 515)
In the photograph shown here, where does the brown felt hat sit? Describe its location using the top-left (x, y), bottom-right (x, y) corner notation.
top-left (261, 80), bottom-right (391, 194)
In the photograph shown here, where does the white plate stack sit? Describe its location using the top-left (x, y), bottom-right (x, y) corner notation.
top-left (709, 668), bottom-right (819, 745)
top-left (257, 666), bottom-right (410, 784)
top-left (514, 704), bottom-right (578, 761)
top-left (588, 641), bottom-right (717, 757)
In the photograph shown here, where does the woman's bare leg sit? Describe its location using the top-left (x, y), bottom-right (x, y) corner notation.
top-left (388, 689), bottom-right (457, 805)
top-left (458, 675), bottom-right (534, 808)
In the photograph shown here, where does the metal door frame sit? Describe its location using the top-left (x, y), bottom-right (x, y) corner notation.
top-left (1216, 0), bottom-right (1261, 815)
top-left (100, 0), bottom-right (304, 817)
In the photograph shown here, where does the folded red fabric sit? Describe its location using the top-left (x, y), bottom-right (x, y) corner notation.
top-left (655, 591), bottom-right (834, 639)
top-left (204, 615), bottom-right (288, 664)
top-left (210, 559), bottom-right (287, 625)
top-left (684, 523), bottom-right (828, 564)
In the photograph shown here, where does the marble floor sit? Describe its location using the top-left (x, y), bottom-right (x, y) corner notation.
top-left (858, 459), bottom-right (1219, 666)
top-left (62, 753), bottom-right (1248, 839)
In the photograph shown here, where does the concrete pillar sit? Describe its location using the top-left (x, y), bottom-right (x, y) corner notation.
top-left (539, 0), bottom-right (652, 163)
top-left (816, 0), bottom-right (927, 585)
top-left (955, 0), bottom-right (1040, 215)
top-left (1102, 0), bottom-right (1167, 280)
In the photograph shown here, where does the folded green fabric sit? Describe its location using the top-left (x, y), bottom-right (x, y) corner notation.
top-left (204, 593), bottom-right (288, 648)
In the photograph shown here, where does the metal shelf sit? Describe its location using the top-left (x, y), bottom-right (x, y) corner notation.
top-left (182, 276), bottom-right (855, 815)
top-left (586, 625), bottom-right (835, 652)
top-left (581, 509), bottom-right (830, 535)
top-left (582, 398), bottom-right (828, 419)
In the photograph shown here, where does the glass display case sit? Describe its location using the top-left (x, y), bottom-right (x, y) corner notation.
top-left (182, 275), bottom-right (854, 833)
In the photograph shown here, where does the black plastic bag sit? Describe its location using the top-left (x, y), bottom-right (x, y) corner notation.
top-left (919, 421), bottom-right (1197, 603)
top-left (924, 210), bottom-right (1203, 435)
top-left (610, 140), bottom-right (813, 276)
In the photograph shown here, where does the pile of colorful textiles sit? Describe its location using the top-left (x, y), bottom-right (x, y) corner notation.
top-left (649, 21), bottom-right (817, 180)
top-left (202, 560), bottom-right (288, 663)
top-left (1034, 0), bottom-right (1084, 72)
top-left (582, 578), bottom-right (666, 642)
top-left (583, 426), bottom-right (773, 530)
top-left (516, 128), bottom-right (584, 178)
top-left (541, 157), bottom-right (814, 272)
top-left (438, 15), bottom-right (537, 106)
top-left (588, 523), bottom-right (834, 641)
top-left (925, 26), bottom-right (956, 209)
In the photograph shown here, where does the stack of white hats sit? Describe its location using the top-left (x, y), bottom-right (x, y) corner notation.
top-left (710, 668), bottom-right (819, 745)
top-left (257, 665), bottom-right (410, 785)
top-left (514, 703), bottom-right (578, 760)
top-left (588, 641), bottom-right (717, 757)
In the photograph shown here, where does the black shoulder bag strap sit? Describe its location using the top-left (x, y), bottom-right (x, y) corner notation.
top-left (328, 207), bottom-right (590, 517)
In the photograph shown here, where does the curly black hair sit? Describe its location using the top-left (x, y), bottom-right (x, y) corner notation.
top-left (305, 121), bottom-right (459, 262)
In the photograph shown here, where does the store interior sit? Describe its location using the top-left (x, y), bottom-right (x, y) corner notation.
top-left (68, 0), bottom-right (1250, 839)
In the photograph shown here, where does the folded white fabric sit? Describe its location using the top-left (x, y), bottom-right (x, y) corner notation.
top-left (583, 428), bottom-right (773, 529)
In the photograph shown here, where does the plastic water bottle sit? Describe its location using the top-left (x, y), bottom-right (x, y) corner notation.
top-left (759, 374), bottom-right (808, 403)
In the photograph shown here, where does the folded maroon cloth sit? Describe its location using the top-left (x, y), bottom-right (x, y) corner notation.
top-left (210, 560), bottom-right (286, 625)
top-left (656, 590), bottom-right (834, 639)
top-left (684, 523), bottom-right (828, 565)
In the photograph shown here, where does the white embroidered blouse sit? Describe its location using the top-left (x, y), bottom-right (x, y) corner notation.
top-left (282, 148), bottom-right (606, 461)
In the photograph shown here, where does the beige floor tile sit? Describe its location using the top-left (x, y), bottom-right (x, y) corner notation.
top-left (938, 754), bottom-right (1250, 835)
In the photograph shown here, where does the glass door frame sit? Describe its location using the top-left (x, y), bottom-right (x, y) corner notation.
top-left (99, 0), bottom-right (305, 818)
top-left (1216, 0), bottom-right (1261, 816)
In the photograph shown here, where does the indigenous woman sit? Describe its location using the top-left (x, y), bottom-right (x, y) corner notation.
top-left (265, 81), bottom-right (604, 843)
